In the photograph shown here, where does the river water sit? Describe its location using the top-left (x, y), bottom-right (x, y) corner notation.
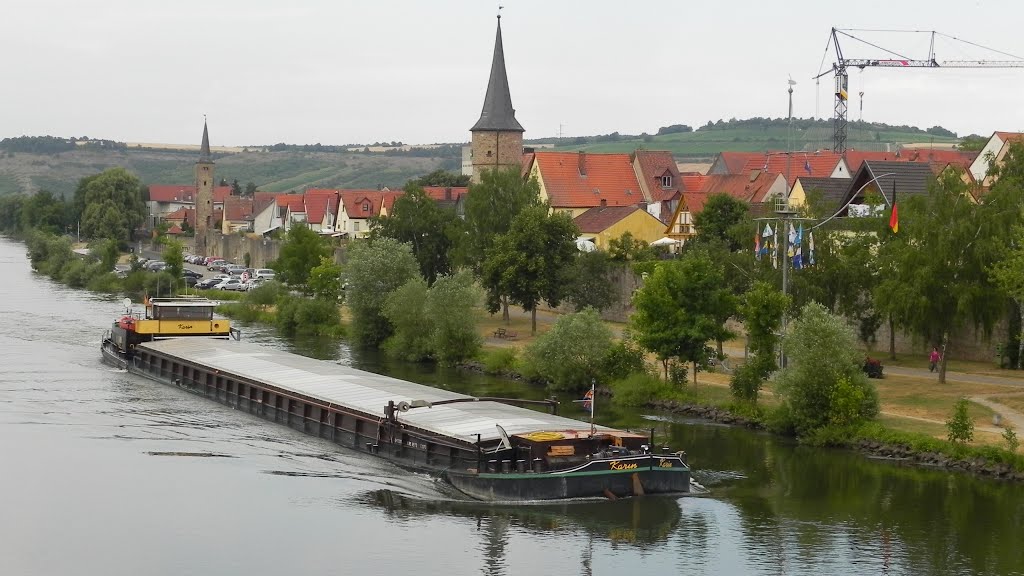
top-left (0, 236), bottom-right (1021, 576)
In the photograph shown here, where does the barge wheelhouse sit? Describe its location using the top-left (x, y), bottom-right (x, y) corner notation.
top-left (102, 315), bottom-right (691, 501)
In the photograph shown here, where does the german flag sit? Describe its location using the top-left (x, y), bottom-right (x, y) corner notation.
top-left (889, 181), bottom-right (898, 233)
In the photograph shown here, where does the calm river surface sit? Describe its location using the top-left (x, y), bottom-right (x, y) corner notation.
top-left (0, 236), bottom-right (1021, 576)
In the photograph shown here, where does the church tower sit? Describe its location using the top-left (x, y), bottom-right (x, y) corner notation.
top-left (470, 15), bottom-right (525, 183)
top-left (194, 120), bottom-right (215, 255)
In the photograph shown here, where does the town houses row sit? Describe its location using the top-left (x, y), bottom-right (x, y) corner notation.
top-left (147, 130), bottom-right (1017, 249)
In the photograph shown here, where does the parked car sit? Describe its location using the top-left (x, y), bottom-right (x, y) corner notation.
top-left (182, 275), bottom-right (199, 287)
top-left (216, 278), bottom-right (245, 291)
top-left (146, 260), bottom-right (167, 271)
top-left (254, 268), bottom-right (276, 280)
top-left (182, 269), bottom-right (203, 279)
top-left (225, 265), bottom-right (247, 277)
top-left (206, 259), bottom-right (226, 271)
top-left (242, 277), bottom-right (266, 291)
top-left (196, 277), bottom-right (225, 290)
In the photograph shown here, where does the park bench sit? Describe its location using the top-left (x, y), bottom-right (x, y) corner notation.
top-left (492, 328), bottom-right (517, 339)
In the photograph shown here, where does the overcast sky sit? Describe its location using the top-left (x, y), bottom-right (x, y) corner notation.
top-left (2, 0), bottom-right (1022, 146)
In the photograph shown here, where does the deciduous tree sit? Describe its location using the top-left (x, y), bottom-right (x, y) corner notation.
top-left (345, 237), bottom-right (419, 346)
top-left (631, 251), bottom-right (734, 383)
top-left (481, 206), bottom-right (578, 334)
top-left (75, 168), bottom-right (146, 244)
top-left (269, 224), bottom-right (331, 291)
top-left (370, 184), bottom-right (460, 284)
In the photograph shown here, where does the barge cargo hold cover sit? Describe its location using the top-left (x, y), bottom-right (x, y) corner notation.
top-left (127, 338), bottom-right (691, 501)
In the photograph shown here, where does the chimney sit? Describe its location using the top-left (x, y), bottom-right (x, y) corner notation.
top-left (600, 198), bottom-right (607, 207)
top-left (578, 151), bottom-right (587, 176)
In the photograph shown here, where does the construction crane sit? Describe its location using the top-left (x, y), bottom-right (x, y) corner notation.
top-left (815, 28), bottom-right (1024, 154)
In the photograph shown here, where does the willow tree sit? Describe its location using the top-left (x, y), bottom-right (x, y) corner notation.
top-left (875, 171), bottom-right (1019, 383)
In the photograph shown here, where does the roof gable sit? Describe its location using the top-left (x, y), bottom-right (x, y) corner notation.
top-left (741, 152), bottom-right (842, 186)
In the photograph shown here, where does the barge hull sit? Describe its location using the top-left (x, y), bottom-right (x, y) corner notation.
top-left (108, 338), bottom-right (690, 500)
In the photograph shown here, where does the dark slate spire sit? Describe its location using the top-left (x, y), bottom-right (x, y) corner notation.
top-left (198, 119), bottom-right (212, 163)
top-left (471, 16), bottom-right (524, 133)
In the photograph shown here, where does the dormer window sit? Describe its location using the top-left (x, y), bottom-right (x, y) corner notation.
top-left (661, 175), bottom-right (672, 188)
top-left (362, 202), bottom-right (370, 212)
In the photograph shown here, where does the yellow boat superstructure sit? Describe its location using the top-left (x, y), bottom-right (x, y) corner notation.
top-left (132, 298), bottom-right (231, 336)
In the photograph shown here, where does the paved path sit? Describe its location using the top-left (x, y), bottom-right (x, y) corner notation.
top-left (885, 365), bottom-right (1024, 388)
top-left (970, 394), bottom-right (1024, 432)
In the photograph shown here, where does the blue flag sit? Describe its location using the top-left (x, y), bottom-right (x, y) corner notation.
top-left (804, 159), bottom-right (812, 174)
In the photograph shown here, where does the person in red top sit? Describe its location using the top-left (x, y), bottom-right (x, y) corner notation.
top-left (929, 347), bottom-right (941, 373)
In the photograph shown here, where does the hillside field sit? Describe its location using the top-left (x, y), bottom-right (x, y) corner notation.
top-left (539, 124), bottom-right (958, 159)
top-left (0, 148), bottom-right (456, 197)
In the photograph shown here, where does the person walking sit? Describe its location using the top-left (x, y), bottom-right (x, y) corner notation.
top-left (929, 347), bottom-right (941, 373)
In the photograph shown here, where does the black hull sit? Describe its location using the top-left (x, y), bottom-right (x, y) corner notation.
top-left (101, 339), bottom-right (128, 370)
top-left (446, 456), bottom-right (691, 501)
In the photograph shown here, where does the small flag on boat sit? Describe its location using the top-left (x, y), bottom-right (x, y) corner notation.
top-left (581, 386), bottom-right (594, 414)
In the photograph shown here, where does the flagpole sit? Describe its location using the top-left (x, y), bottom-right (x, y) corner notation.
top-left (589, 379), bottom-right (596, 435)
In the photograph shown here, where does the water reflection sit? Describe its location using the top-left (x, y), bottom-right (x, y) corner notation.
top-left (364, 490), bottom-right (683, 549)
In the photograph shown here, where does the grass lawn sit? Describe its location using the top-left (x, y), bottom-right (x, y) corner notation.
top-left (987, 393), bottom-right (1024, 413)
top-left (873, 373), bottom-right (1002, 428)
top-left (876, 351), bottom-right (1010, 377)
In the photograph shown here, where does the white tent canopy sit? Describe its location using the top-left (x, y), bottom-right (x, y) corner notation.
top-left (650, 237), bottom-right (682, 247)
top-left (575, 238), bottom-right (597, 252)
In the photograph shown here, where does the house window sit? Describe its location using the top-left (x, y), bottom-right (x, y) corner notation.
top-left (661, 175), bottom-right (672, 188)
top-left (362, 203), bottom-right (370, 212)
top-left (354, 222), bottom-right (360, 232)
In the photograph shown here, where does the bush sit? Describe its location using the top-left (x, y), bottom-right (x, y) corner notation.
top-left (276, 296), bottom-right (341, 337)
top-left (1004, 427), bottom-right (1020, 452)
top-left (60, 259), bottom-right (94, 288)
top-left (144, 271), bottom-right (179, 297)
top-left (668, 361), bottom-right (688, 387)
top-left (481, 348), bottom-right (518, 374)
top-left (87, 271), bottom-right (121, 293)
top-left (946, 398), bottom-right (975, 444)
top-left (729, 358), bottom-right (767, 402)
top-left (346, 238), bottom-right (419, 346)
top-left (610, 373), bottom-right (683, 408)
top-left (381, 278), bottom-right (432, 362)
top-left (522, 308), bottom-right (614, 391)
top-left (424, 271), bottom-right (482, 364)
top-left (599, 339), bottom-right (649, 382)
top-left (775, 303), bottom-right (880, 435)
top-left (245, 281), bottom-right (285, 309)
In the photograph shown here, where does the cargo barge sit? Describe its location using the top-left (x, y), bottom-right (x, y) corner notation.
top-left (101, 298), bottom-right (691, 501)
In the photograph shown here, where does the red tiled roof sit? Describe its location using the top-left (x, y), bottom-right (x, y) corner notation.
top-left (253, 192), bottom-right (277, 217)
top-left (633, 150), bottom-right (682, 202)
top-left (422, 186), bottom-right (468, 202)
top-left (534, 151), bottom-right (643, 209)
top-left (715, 152), bottom-right (765, 174)
top-left (680, 191), bottom-right (711, 215)
top-left (380, 191), bottom-right (403, 215)
top-left (995, 131), bottom-right (1024, 141)
top-left (845, 149), bottom-right (978, 172)
top-left (339, 190), bottom-right (385, 219)
top-left (573, 205), bottom-right (643, 234)
top-left (223, 196), bottom-right (254, 222)
top-left (166, 224), bottom-right (183, 235)
top-left (303, 189), bottom-right (340, 224)
top-left (277, 194), bottom-right (305, 213)
top-left (740, 152), bottom-right (843, 186)
top-left (699, 172), bottom-right (783, 204)
top-left (148, 185), bottom-right (233, 204)
top-left (680, 174), bottom-right (708, 194)
top-left (164, 206), bottom-right (189, 222)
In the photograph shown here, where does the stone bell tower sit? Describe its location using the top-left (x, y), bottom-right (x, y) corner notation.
top-left (194, 120), bottom-right (215, 255)
top-left (470, 15), bottom-right (525, 183)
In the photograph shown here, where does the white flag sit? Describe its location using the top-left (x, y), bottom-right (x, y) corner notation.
top-left (762, 223), bottom-right (774, 238)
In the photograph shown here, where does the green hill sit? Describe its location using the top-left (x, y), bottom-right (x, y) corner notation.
top-left (532, 118), bottom-right (960, 159)
top-left (0, 147), bottom-right (457, 197)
